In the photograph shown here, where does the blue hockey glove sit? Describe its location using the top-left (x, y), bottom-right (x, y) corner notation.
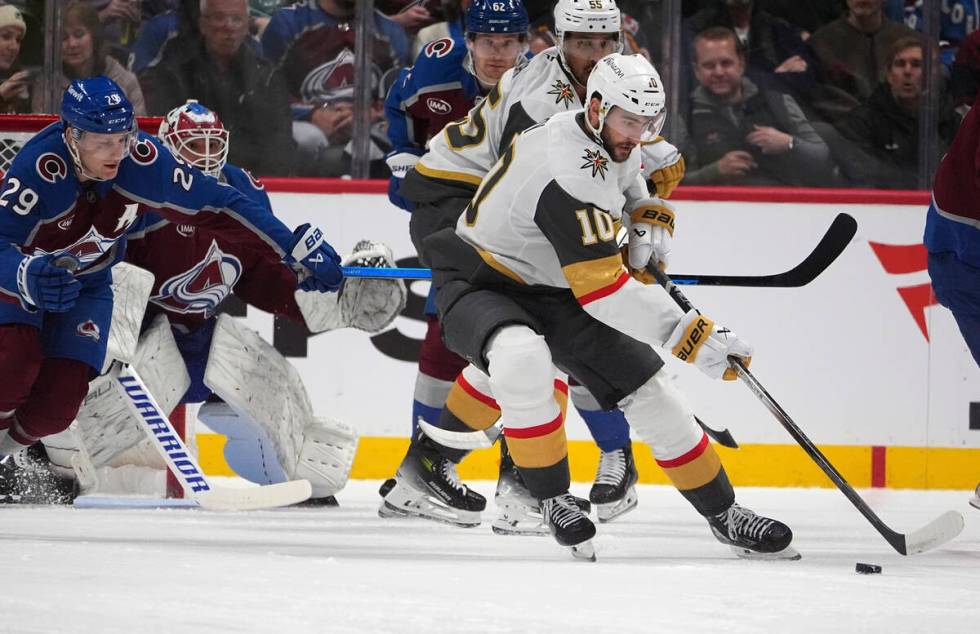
top-left (16, 253), bottom-right (82, 312)
top-left (288, 223), bottom-right (344, 292)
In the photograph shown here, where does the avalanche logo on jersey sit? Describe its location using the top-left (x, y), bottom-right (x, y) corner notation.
top-left (547, 79), bottom-right (575, 108)
top-left (581, 148), bottom-right (609, 180)
top-left (37, 225), bottom-right (118, 266)
top-left (76, 320), bottom-right (101, 342)
top-left (301, 48), bottom-right (356, 103)
top-left (151, 239), bottom-right (243, 316)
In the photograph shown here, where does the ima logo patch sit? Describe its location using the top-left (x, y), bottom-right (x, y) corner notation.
top-left (423, 38), bottom-right (454, 58)
top-left (426, 97), bottom-right (452, 114)
top-left (57, 214), bottom-right (74, 230)
top-left (547, 79), bottom-right (575, 108)
top-left (580, 148), bottom-right (609, 180)
top-left (150, 239), bottom-right (243, 316)
top-left (176, 224), bottom-right (195, 237)
top-left (76, 320), bottom-right (101, 341)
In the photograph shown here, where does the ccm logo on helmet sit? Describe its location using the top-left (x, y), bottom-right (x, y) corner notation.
top-left (36, 153), bottom-right (68, 184)
top-left (427, 98), bottom-right (452, 114)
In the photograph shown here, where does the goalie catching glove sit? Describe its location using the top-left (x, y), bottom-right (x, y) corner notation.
top-left (623, 197), bottom-right (675, 281)
top-left (666, 309), bottom-right (752, 380)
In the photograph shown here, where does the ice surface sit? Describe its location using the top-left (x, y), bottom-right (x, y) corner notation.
top-left (1, 482), bottom-right (978, 634)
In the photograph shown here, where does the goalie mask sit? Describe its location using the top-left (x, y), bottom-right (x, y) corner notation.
top-left (585, 53), bottom-right (666, 149)
top-left (158, 100), bottom-right (229, 178)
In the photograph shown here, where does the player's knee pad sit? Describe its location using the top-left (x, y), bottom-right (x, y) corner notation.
top-left (17, 358), bottom-right (91, 439)
top-left (486, 325), bottom-right (554, 413)
top-left (618, 370), bottom-right (702, 461)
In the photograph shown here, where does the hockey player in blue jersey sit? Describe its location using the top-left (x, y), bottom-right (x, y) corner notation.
top-left (0, 76), bottom-right (344, 461)
top-left (384, 0), bottom-right (530, 211)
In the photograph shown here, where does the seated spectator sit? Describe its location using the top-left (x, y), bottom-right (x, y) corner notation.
top-left (676, 26), bottom-right (834, 186)
top-left (83, 0), bottom-right (142, 63)
top-left (808, 0), bottom-right (919, 105)
top-left (261, 0), bottom-right (412, 175)
top-left (0, 4), bottom-right (30, 114)
top-left (249, 0), bottom-right (290, 38)
top-left (34, 1), bottom-right (146, 114)
top-left (130, 0), bottom-right (200, 74)
top-left (139, 0), bottom-right (295, 175)
top-left (378, 0), bottom-right (441, 37)
top-left (761, 0), bottom-right (846, 34)
top-left (836, 36), bottom-right (956, 188)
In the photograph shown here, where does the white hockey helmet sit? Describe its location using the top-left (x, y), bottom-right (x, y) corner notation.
top-left (158, 100), bottom-right (229, 178)
top-left (554, 0), bottom-right (623, 67)
top-left (585, 53), bottom-right (666, 142)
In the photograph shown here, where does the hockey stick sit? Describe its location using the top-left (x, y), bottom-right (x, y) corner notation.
top-left (696, 416), bottom-right (738, 449)
top-left (113, 364), bottom-right (313, 511)
top-left (652, 267), bottom-right (964, 555)
top-left (342, 212), bottom-right (857, 285)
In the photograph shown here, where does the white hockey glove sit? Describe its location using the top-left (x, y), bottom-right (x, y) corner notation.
top-left (665, 309), bottom-right (753, 381)
top-left (624, 197), bottom-right (675, 278)
top-left (338, 240), bottom-right (407, 332)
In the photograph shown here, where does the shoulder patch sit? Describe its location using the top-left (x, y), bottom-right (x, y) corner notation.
top-left (580, 148), bottom-right (609, 180)
top-left (36, 153), bottom-right (68, 184)
top-left (130, 138), bottom-right (158, 166)
top-left (426, 97), bottom-right (453, 115)
top-left (424, 38), bottom-right (455, 59)
top-left (547, 79), bottom-right (575, 108)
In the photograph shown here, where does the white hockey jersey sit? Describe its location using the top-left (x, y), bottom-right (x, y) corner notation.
top-left (454, 110), bottom-right (683, 348)
top-left (415, 47), bottom-right (681, 194)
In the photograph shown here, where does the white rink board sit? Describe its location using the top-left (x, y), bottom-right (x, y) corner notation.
top-left (238, 192), bottom-right (980, 448)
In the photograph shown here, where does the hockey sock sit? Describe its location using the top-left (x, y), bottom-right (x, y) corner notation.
top-left (577, 407), bottom-right (631, 452)
top-left (657, 431), bottom-right (735, 516)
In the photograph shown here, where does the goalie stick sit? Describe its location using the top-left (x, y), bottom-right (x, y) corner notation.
top-left (113, 363), bottom-right (313, 511)
top-left (341, 212), bottom-right (858, 287)
top-left (652, 267), bottom-right (965, 556)
top-left (50, 257), bottom-right (311, 511)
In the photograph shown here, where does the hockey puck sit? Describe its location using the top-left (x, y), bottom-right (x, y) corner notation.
top-left (855, 563), bottom-right (882, 574)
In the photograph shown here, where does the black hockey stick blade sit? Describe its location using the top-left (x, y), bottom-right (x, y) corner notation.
top-left (732, 360), bottom-right (964, 556)
top-left (668, 213), bottom-right (857, 287)
top-left (651, 267), bottom-right (964, 555)
top-left (696, 416), bottom-right (738, 449)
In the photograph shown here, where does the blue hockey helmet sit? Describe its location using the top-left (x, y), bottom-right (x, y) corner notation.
top-left (465, 0), bottom-right (529, 35)
top-left (60, 76), bottom-right (135, 135)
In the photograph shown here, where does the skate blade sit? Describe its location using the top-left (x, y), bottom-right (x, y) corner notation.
top-left (730, 544), bottom-right (801, 561)
top-left (570, 540), bottom-right (597, 562)
top-left (596, 487), bottom-right (638, 523)
top-left (379, 483), bottom-right (482, 528)
top-left (969, 496), bottom-right (980, 511)
top-left (491, 517), bottom-right (549, 536)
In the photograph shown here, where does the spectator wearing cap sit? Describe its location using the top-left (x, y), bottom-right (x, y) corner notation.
top-left (808, 0), bottom-right (920, 106)
top-left (34, 1), bottom-right (146, 114)
top-left (676, 26), bottom-right (834, 186)
top-left (139, 0), bottom-right (295, 175)
top-left (0, 4), bottom-right (30, 114)
top-left (836, 36), bottom-right (956, 188)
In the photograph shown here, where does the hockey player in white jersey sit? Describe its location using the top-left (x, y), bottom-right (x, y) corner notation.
top-left (389, 0), bottom-right (683, 528)
top-left (409, 53), bottom-right (796, 559)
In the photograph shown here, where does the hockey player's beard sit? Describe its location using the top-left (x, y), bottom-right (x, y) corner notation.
top-left (600, 128), bottom-right (636, 163)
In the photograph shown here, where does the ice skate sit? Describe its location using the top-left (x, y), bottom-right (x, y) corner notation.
top-left (589, 444), bottom-right (639, 523)
top-left (970, 484), bottom-right (980, 510)
top-left (542, 492), bottom-right (597, 561)
top-left (378, 434), bottom-right (485, 527)
top-left (0, 444), bottom-right (76, 505)
top-left (493, 441), bottom-right (590, 536)
top-left (707, 503), bottom-right (799, 560)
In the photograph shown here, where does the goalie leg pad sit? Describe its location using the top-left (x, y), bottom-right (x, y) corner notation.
top-left (133, 314), bottom-right (192, 417)
top-left (197, 401), bottom-right (288, 485)
top-left (102, 262), bottom-right (155, 374)
top-left (294, 416), bottom-right (358, 498)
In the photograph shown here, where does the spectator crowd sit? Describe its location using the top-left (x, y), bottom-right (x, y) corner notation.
top-left (0, 0), bottom-right (973, 189)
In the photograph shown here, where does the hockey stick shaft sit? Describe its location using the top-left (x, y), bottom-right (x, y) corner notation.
top-left (343, 212), bottom-right (857, 285)
top-left (652, 267), bottom-right (962, 555)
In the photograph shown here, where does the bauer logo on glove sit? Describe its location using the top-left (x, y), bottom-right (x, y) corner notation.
top-left (666, 309), bottom-right (753, 380)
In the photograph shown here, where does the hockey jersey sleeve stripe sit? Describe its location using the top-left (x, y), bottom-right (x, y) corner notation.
top-left (414, 161), bottom-right (484, 187)
top-left (562, 254), bottom-right (630, 304)
top-left (476, 247), bottom-right (527, 284)
top-left (656, 433), bottom-right (723, 491)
